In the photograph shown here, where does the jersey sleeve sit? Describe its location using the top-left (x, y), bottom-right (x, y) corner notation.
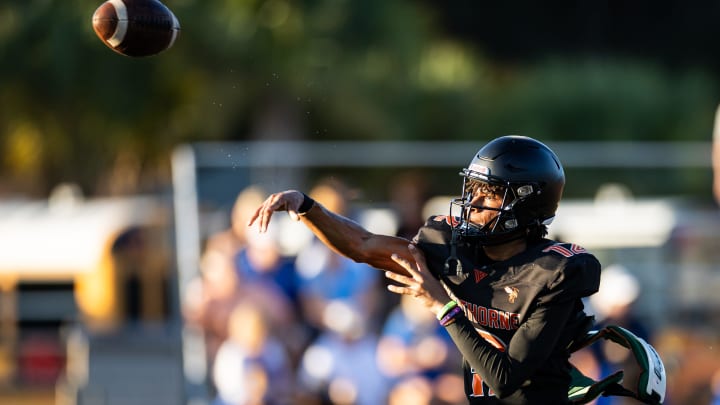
top-left (445, 298), bottom-right (585, 399)
top-left (537, 253), bottom-right (601, 305)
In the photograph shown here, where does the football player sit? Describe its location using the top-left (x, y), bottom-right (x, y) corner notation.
top-left (249, 135), bottom-right (663, 404)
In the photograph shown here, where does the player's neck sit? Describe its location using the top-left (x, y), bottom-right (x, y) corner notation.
top-left (482, 239), bottom-right (527, 261)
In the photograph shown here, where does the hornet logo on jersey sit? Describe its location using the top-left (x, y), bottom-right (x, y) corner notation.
top-left (504, 286), bottom-right (519, 303)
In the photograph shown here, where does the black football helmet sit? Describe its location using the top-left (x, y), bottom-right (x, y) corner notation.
top-left (450, 135), bottom-right (565, 246)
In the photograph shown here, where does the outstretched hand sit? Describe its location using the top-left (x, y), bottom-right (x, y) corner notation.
top-left (386, 244), bottom-right (451, 316)
top-left (247, 190), bottom-right (305, 232)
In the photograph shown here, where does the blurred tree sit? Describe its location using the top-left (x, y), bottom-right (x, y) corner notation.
top-left (0, 0), bottom-right (718, 198)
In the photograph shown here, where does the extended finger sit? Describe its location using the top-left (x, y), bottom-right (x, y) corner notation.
top-left (407, 244), bottom-right (429, 274)
top-left (384, 270), bottom-right (416, 286)
top-left (390, 253), bottom-right (421, 278)
top-left (386, 283), bottom-right (418, 297)
top-left (259, 198), bottom-right (277, 233)
top-left (247, 206), bottom-right (262, 227)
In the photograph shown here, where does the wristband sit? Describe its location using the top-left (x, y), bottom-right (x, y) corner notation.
top-left (297, 193), bottom-right (315, 216)
top-left (440, 306), bottom-right (463, 327)
top-left (436, 300), bottom-right (458, 320)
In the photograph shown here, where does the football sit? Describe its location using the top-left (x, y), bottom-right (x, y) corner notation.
top-left (92, 0), bottom-right (180, 57)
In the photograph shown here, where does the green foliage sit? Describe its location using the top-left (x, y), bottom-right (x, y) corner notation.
top-left (0, 0), bottom-right (717, 197)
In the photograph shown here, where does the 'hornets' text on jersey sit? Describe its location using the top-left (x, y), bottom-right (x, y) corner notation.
top-left (413, 215), bottom-right (601, 404)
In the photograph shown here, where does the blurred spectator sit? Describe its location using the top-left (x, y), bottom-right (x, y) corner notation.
top-left (381, 171), bottom-right (432, 320)
top-left (385, 373), bottom-right (466, 405)
top-left (184, 185), bottom-right (305, 397)
top-left (711, 367), bottom-right (720, 405)
top-left (237, 204), bottom-right (315, 368)
top-left (205, 185), bottom-right (268, 259)
top-left (295, 178), bottom-right (381, 335)
top-left (654, 326), bottom-right (720, 405)
top-left (388, 171), bottom-right (430, 240)
top-left (386, 376), bottom-right (433, 405)
top-left (296, 302), bottom-right (389, 405)
top-left (183, 249), bottom-right (244, 371)
top-left (183, 248), bottom-right (298, 369)
top-left (212, 302), bottom-right (294, 405)
top-left (236, 217), bottom-right (300, 307)
top-left (296, 241), bottom-right (380, 333)
top-left (587, 264), bottom-right (652, 405)
top-left (183, 185), bottom-right (271, 362)
top-left (377, 294), bottom-right (460, 382)
top-left (590, 264), bottom-right (649, 340)
top-left (378, 294), bottom-right (464, 405)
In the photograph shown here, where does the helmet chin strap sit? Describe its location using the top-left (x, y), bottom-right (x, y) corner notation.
top-left (444, 218), bottom-right (525, 276)
top-left (477, 227), bottom-right (526, 246)
top-left (463, 207), bottom-right (527, 246)
top-left (444, 227), bottom-right (464, 277)
top-left (444, 195), bottom-right (526, 275)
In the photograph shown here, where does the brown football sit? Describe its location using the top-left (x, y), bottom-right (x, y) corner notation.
top-left (92, 0), bottom-right (180, 57)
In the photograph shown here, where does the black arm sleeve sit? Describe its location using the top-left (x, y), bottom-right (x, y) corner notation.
top-left (444, 300), bottom-right (578, 398)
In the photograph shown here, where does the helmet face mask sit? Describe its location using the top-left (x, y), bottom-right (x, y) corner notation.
top-left (451, 176), bottom-right (532, 245)
top-left (450, 136), bottom-right (565, 246)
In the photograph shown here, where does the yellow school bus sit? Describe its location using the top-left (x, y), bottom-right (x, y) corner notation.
top-left (0, 193), bottom-right (173, 405)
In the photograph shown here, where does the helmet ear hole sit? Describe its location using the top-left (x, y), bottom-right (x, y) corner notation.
top-left (504, 219), bottom-right (518, 229)
top-left (516, 185), bottom-right (534, 197)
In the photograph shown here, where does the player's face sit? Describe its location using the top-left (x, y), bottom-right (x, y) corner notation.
top-left (464, 180), bottom-right (505, 227)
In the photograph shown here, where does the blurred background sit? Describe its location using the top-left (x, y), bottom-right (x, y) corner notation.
top-left (2, 0), bottom-right (720, 404)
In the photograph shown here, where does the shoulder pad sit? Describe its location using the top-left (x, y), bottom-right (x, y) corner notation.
top-left (535, 242), bottom-right (601, 303)
top-left (412, 215), bottom-right (455, 245)
top-left (412, 216), bottom-right (466, 279)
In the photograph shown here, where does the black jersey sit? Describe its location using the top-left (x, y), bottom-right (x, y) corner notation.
top-left (412, 215), bottom-right (601, 404)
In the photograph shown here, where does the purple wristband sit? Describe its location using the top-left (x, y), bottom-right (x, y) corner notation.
top-left (440, 306), bottom-right (463, 326)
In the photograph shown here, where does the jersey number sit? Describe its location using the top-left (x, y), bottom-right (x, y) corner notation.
top-left (542, 243), bottom-right (587, 258)
top-left (470, 329), bottom-right (508, 398)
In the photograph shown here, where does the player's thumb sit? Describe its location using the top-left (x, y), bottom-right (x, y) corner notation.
top-left (288, 210), bottom-right (300, 221)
